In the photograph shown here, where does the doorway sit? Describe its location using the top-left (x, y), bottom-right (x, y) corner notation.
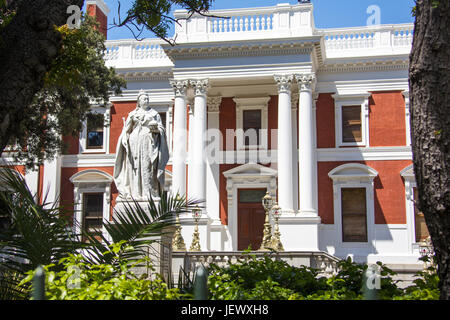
top-left (237, 188), bottom-right (267, 251)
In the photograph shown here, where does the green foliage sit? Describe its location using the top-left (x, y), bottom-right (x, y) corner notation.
top-left (394, 256), bottom-right (440, 300)
top-left (114, 0), bottom-right (213, 42)
top-left (10, 14), bottom-right (126, 169)
top-left (208, 254), bottom-right (328, 300)
top-left (20, 242), bottom-right (186, 300)
top-left (207, 254), bottom-right (438, 300)
top-left (0, 167), bottom-right (85, 299)
top-left (0, 167), bottom-right (193, 299)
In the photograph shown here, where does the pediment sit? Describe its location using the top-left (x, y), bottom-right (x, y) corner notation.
top-left (328, 163), bottom-right (378, 181)
top-left (400, 164), bottom-right (415, 180)
top-left (223, 163), bottom-right (277, 178)
top-left (70, 169), bottom-right (113, 184)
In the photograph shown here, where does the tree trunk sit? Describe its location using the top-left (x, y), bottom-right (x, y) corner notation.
top-left (0, 0), bottom-right (84, 153)
top-left (409, 0), bottom-right (450, 300)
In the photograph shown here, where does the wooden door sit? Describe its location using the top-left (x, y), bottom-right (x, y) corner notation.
top-left (238, 189), bottom-right (266, 251)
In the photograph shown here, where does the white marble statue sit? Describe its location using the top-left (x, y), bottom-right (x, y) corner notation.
top-left (113, 91), bottom-right (169, 201)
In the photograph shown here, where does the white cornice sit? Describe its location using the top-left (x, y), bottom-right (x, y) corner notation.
top-left (318, 58), bottom-right (409, 74)
top-left (317, 146), bottom-right (412, 162)
top-left (162, 39), bottom-right (319, 61)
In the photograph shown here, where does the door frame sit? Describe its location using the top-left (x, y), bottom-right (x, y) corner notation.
top-left (223, 163), bottom-right (278, 251)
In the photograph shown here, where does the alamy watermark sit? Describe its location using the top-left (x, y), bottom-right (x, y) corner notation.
top-left (367, 5), bottom-right (381, 26)
top-left (67, 5), bottom-right (81, 29)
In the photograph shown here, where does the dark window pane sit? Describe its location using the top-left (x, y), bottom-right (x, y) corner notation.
top-left (239, 189), bottom-right (267, 203)
top-left (86, 113), bottom-right (104, 149)
top-left (87, 131), bottom-right (104, 148)
top-left (82, 193), bottom-right (103, 241)
top-left (243, 110), bottom-right (261, 146)
top-left (341, 188), bottom-right (367, 242)
top-left (342, 106), bottom-right (362, 143)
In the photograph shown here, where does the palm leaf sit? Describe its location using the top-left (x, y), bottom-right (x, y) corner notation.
top-left (0, 167), bottom-right (84, 275)
top-left (84, 191), bottom-right (203, 267)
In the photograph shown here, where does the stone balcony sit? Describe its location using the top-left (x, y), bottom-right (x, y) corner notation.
top-left (104, 3), bottom-right (413, 71)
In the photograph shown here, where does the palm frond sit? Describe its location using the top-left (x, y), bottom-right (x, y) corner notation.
top-left (0, 167), bottom-right (84, 276)
top-left (84, 191), bottom-right (203, 267)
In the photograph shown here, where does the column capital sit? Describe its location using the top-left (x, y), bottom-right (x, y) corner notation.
top-left (191, 79), bottom-right (210, 97)
top-left (207, 96), bottom-right (222, 113)
top-left (295, 73), bottom-right (316, 92)
top-left (170, 79), bottom-right (189, 97)
top-left (274, 74), bottom-right (294, 94)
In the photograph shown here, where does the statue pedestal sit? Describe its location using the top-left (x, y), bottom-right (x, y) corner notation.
top-left (112, 197), bottom-right (175, 283)
top-left (113, 197), bottom-right (161, 219)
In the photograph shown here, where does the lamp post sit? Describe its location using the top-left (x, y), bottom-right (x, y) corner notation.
top-left (172, 194), bottom-right (186, 251)
top-left (270, 203), bottom-right (284, 251)
top-left (189, 206), bottom-right (202, 252)
top-left (259, 191), bottom-right (274, 251)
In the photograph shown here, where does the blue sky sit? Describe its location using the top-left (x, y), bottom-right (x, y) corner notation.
top-left (95, 0), bottom-right (416, 40)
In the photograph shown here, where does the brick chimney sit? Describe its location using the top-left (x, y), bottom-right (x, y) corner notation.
top-left (86, 0), bottom-right (110, 38)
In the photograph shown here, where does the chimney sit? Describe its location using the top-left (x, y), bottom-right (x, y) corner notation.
top-left (86, 0), bottom-right (110, 39)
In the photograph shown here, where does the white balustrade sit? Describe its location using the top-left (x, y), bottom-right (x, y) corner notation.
top-left (104, 39), bottom-right (173, 68)
top-left (319, 24), bottom-right (414, 58)
top-left (174, 3), bottom-right (315, 42)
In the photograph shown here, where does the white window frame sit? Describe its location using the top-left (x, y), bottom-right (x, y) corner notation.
top-left (333, 94), bottom-right (370, 148)
top-left (79, 105), bottom-right (111, 154)
top-left (328, 163), bottom-right (378, 248)
top-left (70, 170), bottom-right (113, 242)
top-left (233, 97), bottom-right (270, 151)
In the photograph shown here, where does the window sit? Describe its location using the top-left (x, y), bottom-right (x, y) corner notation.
top-left (342, 106), bottom-right (362, 143)
top-left (79, 106), bottom-right (110, 154)
top-left (70, 170), bottom-right (113, 242)
top-left (243, 110), bottom-right (262, 147)
top-left (413, 188), bottom-right (429, 242)
top-left (238, 189), bottom-right (267, 203)
top-left (86, 113), bottom-right (105, 149)
top-left (333, 94), bottom-right (370, 147)
top-left (82, 193), bottom-right (103, 241)
top-left (341, 188), bottom-right (368, 242)
top-left (234, 96), bottom-right (270, 151)
top-left (328, 163), bottom-right (378, 247)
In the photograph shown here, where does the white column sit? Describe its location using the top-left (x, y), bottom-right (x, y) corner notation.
top-left (190, 79), bottom-right (209, 201)
top-left (170, 80), bottom-right (189, 196)
top-left (206, 96), bottom-right (223, 250)
top-left (187, 101), bottom-right (195, 198)
top-left (274, 75), bottom-right (294, 213)
top-left (291, 91), bottom-right (299, 212)
top-left (296, 73), bottom-right (318, 216)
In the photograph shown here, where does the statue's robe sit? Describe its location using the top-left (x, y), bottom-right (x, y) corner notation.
top-left (114, 107), bottom-right (169, 200)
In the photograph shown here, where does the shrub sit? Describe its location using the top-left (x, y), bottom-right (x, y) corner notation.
top-left (393, 256), bottom-right (440, 300)
top-left (207, 253), bottom-right (328, 300)
top-left (20, 242), bottom-right (187, 300)
top-left (207, 254), bottom-right (438, 300)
